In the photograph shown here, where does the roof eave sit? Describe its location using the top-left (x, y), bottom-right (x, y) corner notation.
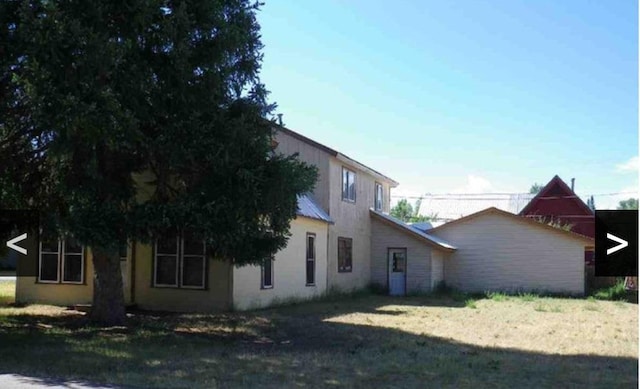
top-left (337, 153), bottom-right (399, 187)
top-left (369, 209), bottom-right (456, 252)
top-left (432, 207), bottom-right (595, 244)
top-left (297, 214), bottom-right (335, 225)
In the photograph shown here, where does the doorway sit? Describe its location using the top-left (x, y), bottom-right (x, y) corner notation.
top-left (388, 248), bottom-right (407, 296)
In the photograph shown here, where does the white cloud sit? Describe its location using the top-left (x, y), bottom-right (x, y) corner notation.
top-left (615, 156), bottom-right (639, 173)
top-left (452, 175), bottom-right (494, 194)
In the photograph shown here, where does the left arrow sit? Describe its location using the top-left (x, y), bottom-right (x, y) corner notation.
top-left (6, 233), bottom-right (27, 255)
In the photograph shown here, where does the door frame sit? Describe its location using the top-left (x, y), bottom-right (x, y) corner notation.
top-left (387, 247), bottom-right (407, 296)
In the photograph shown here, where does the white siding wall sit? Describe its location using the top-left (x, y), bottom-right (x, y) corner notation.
top-left (431, 213), bottom-right (586, 295)
top-left (431, 251), bottom-right (444, 289)
top-left (371, 218), bottom-right (437, 294)
top-left (232, 217), bottom-right (328, 310)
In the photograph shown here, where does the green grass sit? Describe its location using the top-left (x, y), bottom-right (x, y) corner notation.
top-left (593, 280), bottom-right (628, 301)
top-left (486, 291), bottom-right (509, 302)
top-left (0, 281), bottom-right (636, 388)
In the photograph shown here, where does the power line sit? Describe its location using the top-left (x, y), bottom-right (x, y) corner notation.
top-left (391, 191), bottom-right (637, 200)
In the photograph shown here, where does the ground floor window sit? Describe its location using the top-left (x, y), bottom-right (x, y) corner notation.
top-left (261, 258), bottom-right (274, 289)
top-left (306, 233), bottom-right (316, 285)
top-left (154, 231), bottom-right (206, 289)
top-left (338, 237), bottom-right (353, 272)
top-left (38, 236), bottom-right (85, 284)
top-left (119, 243), bottom-right (128, 262)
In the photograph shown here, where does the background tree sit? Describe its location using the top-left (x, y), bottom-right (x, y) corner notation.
top-left (617, 198), bottom-right (639, 210)
top-left (391, 198), bottom-right (438, 223)
top-left (529, 183), bottom-right (543, 194)
top-left (391, 199), bottom-right (414, 222)
top-left (587, 195), bottom-right (596, 212)
top-left (410, 198), bottom-right (438, 222)
top-left (0, 1), bottom-right (316, 325)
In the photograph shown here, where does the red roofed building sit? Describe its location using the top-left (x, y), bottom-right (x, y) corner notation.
top-left (519, 175), bottom-right (595, 264)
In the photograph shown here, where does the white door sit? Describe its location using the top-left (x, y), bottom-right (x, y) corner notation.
top-left (388, 248), bottom-right (406, 296)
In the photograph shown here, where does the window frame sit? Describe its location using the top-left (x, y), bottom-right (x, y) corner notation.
top-left (61, 237), bottom-right (85, 284)
top-left (180, 238), bottom-right (207, 290)
top-left (38, 239), bottom-right (61, 284)
top-left (153, 234), bottom-right (180, 288)
top-left (153, 233), bottom-right (207, 290)
top-left (38, 237), bottom-right (85, 285)
top-left (341, 167), bottom-right (357, 203)
top-left (374, 182), bottom-right (383, 211)
top-left (306, 233), bottom-right (316, 286)
top-left (261, 258), bottom-right (274, 289)
top-left (337, 237), bottom-right (353, 273)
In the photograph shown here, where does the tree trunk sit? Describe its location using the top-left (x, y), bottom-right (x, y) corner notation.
top-left (90, 249), bottom-right (126, 326)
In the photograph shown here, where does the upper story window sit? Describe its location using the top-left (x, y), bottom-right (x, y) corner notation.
top-left (39, 236), bottom-right (85, 284)
top-left (374, 182), bottom-right (383, 211)
top-left (154, 231), bottom-right (206, 289)
top-left (342, 167), bottom-right (356, 202)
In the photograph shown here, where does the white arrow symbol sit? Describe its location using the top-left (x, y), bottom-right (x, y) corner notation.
top-left (6, 233), bottom-right (27, 255)
top-left (607, 233), bottom-right (628, 255)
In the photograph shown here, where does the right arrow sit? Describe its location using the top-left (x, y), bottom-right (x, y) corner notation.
top-left (607, 233), bottom-right (628, 256)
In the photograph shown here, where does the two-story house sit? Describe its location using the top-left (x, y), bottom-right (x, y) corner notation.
top-left (16, 126), bottom-right (593, 311)
top-left (12, 125), bottom-right (385, 311)
top-left (16, 124), bottom-right (456, 311)
top-left (273, 126), bottom-right (398, 291)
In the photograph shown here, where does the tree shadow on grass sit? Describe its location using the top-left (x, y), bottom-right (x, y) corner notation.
top-left (0, 301), bottom-right (636, 389)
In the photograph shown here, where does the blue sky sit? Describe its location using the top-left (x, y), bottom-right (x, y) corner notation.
top-left (257, 1), bottom-right (638, 209)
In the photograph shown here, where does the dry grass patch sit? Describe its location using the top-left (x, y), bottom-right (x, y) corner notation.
top-left (324, 296), bottom-right (637, 358)
top-left (0, 283), bottom-right (636, 388)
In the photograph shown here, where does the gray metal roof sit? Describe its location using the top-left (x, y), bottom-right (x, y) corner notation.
top-left (369, 209), bottom-right (456, 251)
top-left (297, 194), bottom-right (333, 224)
top-left (408, 221), bottom-right (445, 231)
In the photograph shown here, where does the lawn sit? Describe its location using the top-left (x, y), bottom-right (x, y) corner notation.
top-left (0, 281), bottom-right (636, 388)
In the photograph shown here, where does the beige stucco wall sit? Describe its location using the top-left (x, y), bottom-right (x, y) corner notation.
top-left (232, 217), bottom-right (328, 311)
top-left (16, 249), bottom-right (95, 306)
top-left (16, 246), bottom-right (136, 306)
top-left (430, 212), bottom-right (586, 295)
top-left (133, 242), bottom-right (231, 312)
top-left (371, 217), bottom-right (439, 294)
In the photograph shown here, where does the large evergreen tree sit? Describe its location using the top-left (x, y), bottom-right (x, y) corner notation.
top-left (0, 1), bottom-right (316, 324)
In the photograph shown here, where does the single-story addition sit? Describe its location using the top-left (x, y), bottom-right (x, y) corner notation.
top-left (370, 207), bottom-right (593, 296)
top-left (369, 209), bottom-right (456, 295)
top-left (417, 207), bottom-right (594, 295)
top-left (15, 194), bottom-right (332, 312)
